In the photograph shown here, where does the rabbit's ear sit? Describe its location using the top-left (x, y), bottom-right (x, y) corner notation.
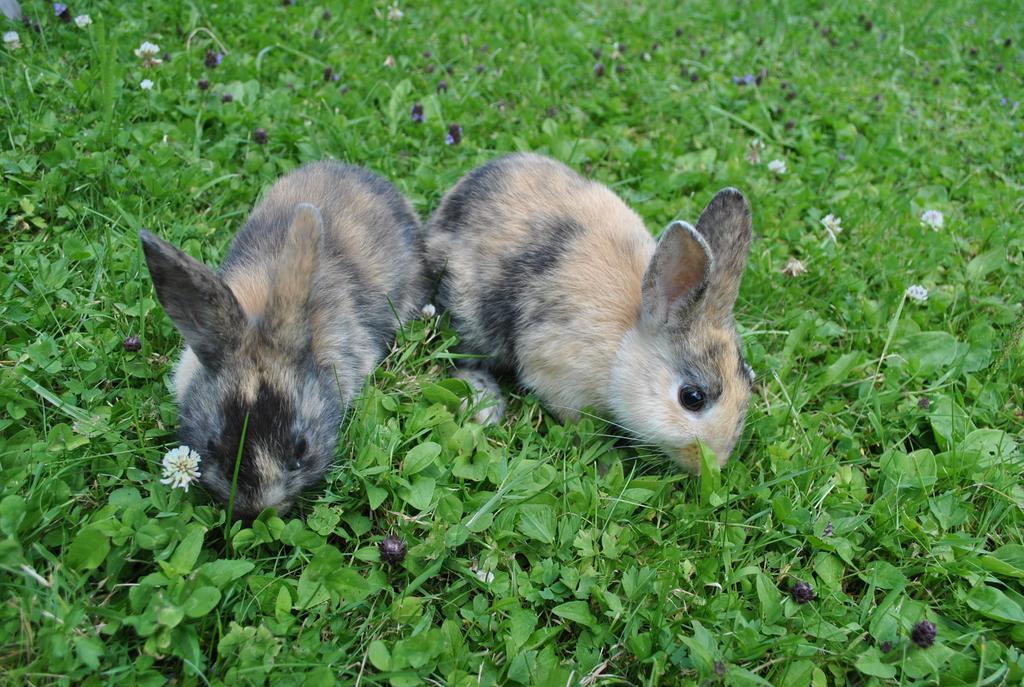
top-left (641, 220), bottom-right (712, 327)
top-left (694, 188), bottom-right (752, 320)
top-left (263, 203), bottom-right (323, 349)
top-left (140, 230), bottom-right (246, 371)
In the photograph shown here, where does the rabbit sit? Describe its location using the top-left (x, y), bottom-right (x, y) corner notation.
top-left (141, 162), bottom-right (426, 519)
top-left (424, 153), bottom-right (754, 471)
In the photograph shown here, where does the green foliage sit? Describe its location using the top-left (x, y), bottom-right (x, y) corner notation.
top-left (1, 0), bottom-right (1022, 685)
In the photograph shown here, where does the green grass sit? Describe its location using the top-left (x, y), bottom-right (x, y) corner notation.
top-left (2, 1), bottom-right (1023, 684)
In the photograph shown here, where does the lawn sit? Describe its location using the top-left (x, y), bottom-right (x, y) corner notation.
top-left (2, 0), bottom-right (1023, 685)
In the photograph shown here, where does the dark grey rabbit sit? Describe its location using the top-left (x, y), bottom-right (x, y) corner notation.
top-left (141, 162), bottom-right (426, 519)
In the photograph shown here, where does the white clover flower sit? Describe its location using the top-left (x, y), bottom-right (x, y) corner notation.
top-left (471, 564), bottom-right (495, 584)
top-left (920, 209), bottom-right (944, 231)
top-left (134, 41), bottom-right (160, 58)
top-left (387, 3), bottom-right (403, 20)
top-left (74, 14), bottom-right (92, 28)
top-left (767, 159), bottom-right (787, 175)
top-left (383, 54), bottom-right (396, 69)
top-left (746, 138), bottom-right (765, 165)
top-left (820, 213), bottom-right (843, 243)
top-left (905, 284), bottom-right (928, 303)
top-left (134, 40), bottom-right (162, 67)
top-left (421, 303), bottom-right (437, 318)
top-left (3, 31), bottom-right (20, 50)
top-left (139, 78), bottom-right (154, 90)
top-left (160, 446), bottom-right (202, 491)
top-left (782, 257), bottom-right (807, 277)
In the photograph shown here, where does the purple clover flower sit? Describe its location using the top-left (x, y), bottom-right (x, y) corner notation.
top-left (911, 620), bottom-right (936, 648)
top-left (205, 50), bottom-right (223, 69)
top-left (54, 3), bottom-right (70, 21)
top-left (445, 123), bottom-right (462, 145)
top-left (437, 79), bottom-right (448, 93)
top-left (379, 535), bottom-right (406, 565)
top-left (123, 336), bottom-right (142, 352)
top-left (789, 580), bottom-right (816, 604)
top-left (410, 103), bottom-right (424, 123)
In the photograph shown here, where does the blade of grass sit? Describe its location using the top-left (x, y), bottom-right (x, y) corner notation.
top-left (698, 441), bottom-right (721, 507)
top-left (226, 412), bottom-right (250, 527)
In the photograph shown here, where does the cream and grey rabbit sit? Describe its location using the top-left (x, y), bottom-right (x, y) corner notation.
top-left (424, 153), bottom-right (754, 471)
top-left (141, 162), bottom-right (425, 518)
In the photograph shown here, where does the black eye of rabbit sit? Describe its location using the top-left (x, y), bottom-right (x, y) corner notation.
top-left (292, 437), bottom-right (308, 470)
top-left (678, 385), bottom-right (707, 412)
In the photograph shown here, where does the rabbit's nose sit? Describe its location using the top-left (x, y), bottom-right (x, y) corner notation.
top-left (232, 500), bottom-right (292, 523)
top-left (273, 500), bottom-right (294, 516)
top-left (231, 508), bottom-right (259, 525)
top-left (673, 443), bottom-right (702, 474)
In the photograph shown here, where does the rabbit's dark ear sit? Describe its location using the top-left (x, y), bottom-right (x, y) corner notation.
top-left (140, 230), bottom-right (245, 370)
top-left (693, 188), bottom-right (752, 320)
top-left (641, 220), bottom-right (712, 328)
top-left (263, 204), bottom-right (323, 350)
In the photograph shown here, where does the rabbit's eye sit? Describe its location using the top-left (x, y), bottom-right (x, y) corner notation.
top-left (678, 385), bottom-right (706, 412)
top-left (292, 437), bottom-right (308, 470)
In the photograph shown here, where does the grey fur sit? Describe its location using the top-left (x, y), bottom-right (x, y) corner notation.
top-left (452, 364), bottom-right (507, 425)
top-left (693, 188), bottom-right (752, 321)
top-left (142, 162), bottom-right (426, 518)
top-left (140, 231), bottom-right (246, 371)
top-left (641, 220), bottom-right (712, 328)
